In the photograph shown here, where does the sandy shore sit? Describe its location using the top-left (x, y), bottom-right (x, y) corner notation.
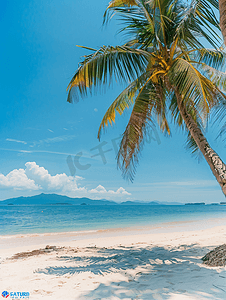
top-left (0, 218), bottom-right (226, 300)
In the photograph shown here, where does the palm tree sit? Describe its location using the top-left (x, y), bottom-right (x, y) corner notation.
top-left (67, 0), bottom-right (226, 196)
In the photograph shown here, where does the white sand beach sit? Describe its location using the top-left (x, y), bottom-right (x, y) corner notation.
top-left (0, 218), bottom-right (226, 300)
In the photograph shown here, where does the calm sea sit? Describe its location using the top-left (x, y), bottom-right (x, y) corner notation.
top-left (1, 204), bottom-right (226, 235)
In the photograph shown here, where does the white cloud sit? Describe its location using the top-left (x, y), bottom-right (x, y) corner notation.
top-left (24, 162), bottom-right (85, 193)
top-left (0, 168), bottom-right (39, 190)
top-left (0, 162), bottom-right (131, 199)
top-left (90, 185), bottom-right (131, 196)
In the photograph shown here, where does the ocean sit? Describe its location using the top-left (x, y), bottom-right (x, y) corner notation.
top-left (1, 204), bottom-right (226, 235)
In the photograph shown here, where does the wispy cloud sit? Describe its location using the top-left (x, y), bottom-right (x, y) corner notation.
top-left (48, 129), bottom-right (54, 133)
top-left (169, 180), bottom-right (218, 187)
top-left (6, 138), bottom-right (27, 145)
top-left (0, 148), bottom-right (33, 154)
top-left (30, 135), bottom-right (76, 147)
top-left (143, 180), bottom-right (218, 188)
top-left (0, 148), bottom-right (92, 158)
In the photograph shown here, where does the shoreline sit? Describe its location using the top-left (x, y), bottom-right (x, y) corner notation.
top-left (0, 217), bottom-right (226, 241)
top-left (1, 215), bottom-right (226, 238)
top-left (1, 216), bottom-right (226, 256)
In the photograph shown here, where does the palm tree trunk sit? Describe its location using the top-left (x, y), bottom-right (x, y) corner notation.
top-left (219, 0), bottom-right (226, 46)
top-left (174, 89), bottom-right (226, 196)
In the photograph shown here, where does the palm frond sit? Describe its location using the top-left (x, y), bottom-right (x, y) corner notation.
top-left (169, 58), bottom-right (218, 119)
top-left (117, 85), bottom-right (153, 181)
top-left (201, 64), bottom-right (226, 91)
top-left (67, 46), bottom-right (149, 103)
top-left (169, 92), bottom-right (184, 127)
top-left (185, 132), bottom-right (203, 160)
top-left (97, 72), bottom-right (151, 139)
top-left (104, 0), bottom-right (153, 26)
top-left (195, 0), bottom-right (219, 27)
top-left (211, 92), bottom-right (226, 140)
top-left (169, 92), bottom-right (205, 158)
top-left (175, 0), bottom-right (221, 49)
top-left (195, 49), bottom-right (226, 71)
top-left (169, 91), bottom-right (205, 131)
top-left (151, 83), bottom-right (171, 135)
top-left (107, 0), bottom-right (137, 8)
top-left (103, 0), bottom-right (136, 23)
top-left (118, 14), bottom-right (155, 49)
top-left (117, 82), bottom-right (168, 181)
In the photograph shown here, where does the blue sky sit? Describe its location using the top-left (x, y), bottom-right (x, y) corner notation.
top-left (0, 0), bottom-right (225, 203)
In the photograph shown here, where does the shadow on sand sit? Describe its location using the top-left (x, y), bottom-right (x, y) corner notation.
top-left (36, 243), bottom-right (226, 299)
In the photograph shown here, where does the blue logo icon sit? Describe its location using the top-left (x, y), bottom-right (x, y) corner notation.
top-left (1, 291), bottom-right (9, 298)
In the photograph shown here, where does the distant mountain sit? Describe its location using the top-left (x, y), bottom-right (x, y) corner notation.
top-left (0, 193), bottom-right (183, 206)
top-left (0, 193), bottom-right (117, 206)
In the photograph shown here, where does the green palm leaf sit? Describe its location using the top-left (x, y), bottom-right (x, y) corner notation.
top-left (117, 81), bottom-right (169, 180)
top-left (97, 72), bottom-right (151, 139)
top-left (201, 64), bottom-right (226, 91)
top-left (169, 58), bottom-right (217, 117)
top-left (195, 49), bottom-right (226, 70)
top-left (67, 45), bottom-right (149, 103)
top-left (175, 0), bottom-right (221, 49)
top-left (117, 83), bottom-right (155, 180)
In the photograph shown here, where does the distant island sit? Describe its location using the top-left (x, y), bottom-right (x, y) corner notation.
top-left (185, 202), bottom-right (205, 205)
top-left (0, 193), bottom-right (184, 206)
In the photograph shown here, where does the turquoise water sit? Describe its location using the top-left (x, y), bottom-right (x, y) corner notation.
top-left (1, 204), bottom-right (226, 235)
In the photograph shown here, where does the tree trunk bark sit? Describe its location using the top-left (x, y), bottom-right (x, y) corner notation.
top-left (219, 0), bottom-right (226, 46)
top-left (174, 89), bottom-right (226, 196)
